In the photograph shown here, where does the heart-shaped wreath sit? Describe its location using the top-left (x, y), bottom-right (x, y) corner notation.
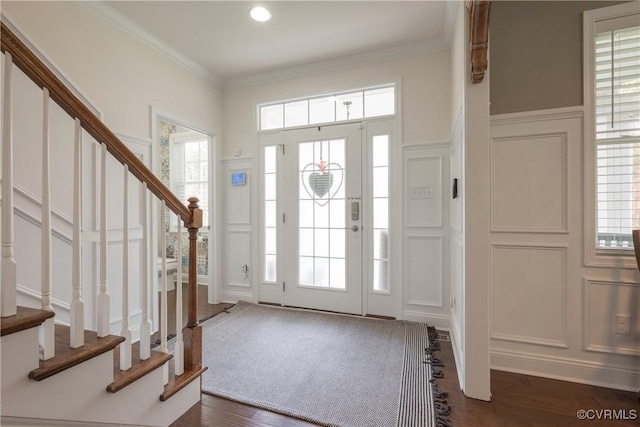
top-left (301, 160), bottom-right (344, 206)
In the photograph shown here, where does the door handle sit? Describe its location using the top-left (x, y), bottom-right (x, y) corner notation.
top-left (351, 225), bottom-right (359, 232)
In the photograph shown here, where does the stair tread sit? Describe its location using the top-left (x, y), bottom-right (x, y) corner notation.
top-left (29, 324), bottom-right (125, 381)
top-left (160, 362), bottom-right (208, 401)
top-left (1, 306), bottom-right (54, 337)
top-left (108, 342), bottom-right (173, 393)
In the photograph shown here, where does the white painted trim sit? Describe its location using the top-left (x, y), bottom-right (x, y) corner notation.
top-left (403, 154), bottom-right (443, 228)
top-left (490, 243), bottom-right (568, 349)
top-left (402, 310), bottom-right (450, 330)
top-left (582, 278), bottom-right (640, 357)
top-left (17, 285), bottom-right (70, 320)
top-left (489, 132), bottom-right (569, 234)
top-left (490, 105), bottom-right (584, 126)
top-left (79, 1), bottom-right (222, 88)
top-left (403, 235), bottom-right (443, 307)
top-left (222, 289), bottom-right (255, 304)
top-left (582, 3), bottom-right (640, 270)
top-left (2, 183), bottom-right (73, 245)
top-left (491, 348), bottom-right (640, 392)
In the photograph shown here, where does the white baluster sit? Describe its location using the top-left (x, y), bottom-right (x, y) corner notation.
top-left (70, 118), bottom-right (84, 348)
top-left (1, 52), bottom-right (17, 318)
top-left (39, 88), bottom-right (54, 359)
top-left (97, 144), bottom-right (110, 337)
top-left (160, 201), bottom-right (169, 384)
top-left (120, 165), bottom-right (132, 370)
top-left (174, 214), bottom-right (184, 376)
top-left (139, 182), bottom-right (151, 360)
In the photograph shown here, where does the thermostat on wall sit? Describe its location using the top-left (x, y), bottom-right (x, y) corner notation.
top-left (231, 172), bottom-right (246, 186)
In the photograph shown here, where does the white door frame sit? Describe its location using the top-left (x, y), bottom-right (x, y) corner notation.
top-left (150, 108), bottom-right (221, 311)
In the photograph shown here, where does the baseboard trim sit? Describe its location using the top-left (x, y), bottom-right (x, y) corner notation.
top-left (402, 310), bottom-right (450, 329)
top-left (221, 289), bottom-right (255, 304)
top-left (491, 348), bottom-right (640, 392)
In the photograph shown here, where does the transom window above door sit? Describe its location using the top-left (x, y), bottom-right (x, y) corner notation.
top-left (259, 85), bottom-right (395, 131)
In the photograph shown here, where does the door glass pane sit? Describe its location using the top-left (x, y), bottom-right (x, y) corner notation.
top-left (298, 138), bottom-right (346, 288)
top-left (372, 135), bottom-right (389, 292)
top-left (263, 145), bottom-right (277, 282)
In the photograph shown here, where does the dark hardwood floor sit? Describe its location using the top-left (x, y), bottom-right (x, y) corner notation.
top-left (168, 290), bottom-right (639, 427)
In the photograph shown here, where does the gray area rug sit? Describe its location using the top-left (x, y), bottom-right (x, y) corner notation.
top-left (200, 301), bottom-right (449, 427)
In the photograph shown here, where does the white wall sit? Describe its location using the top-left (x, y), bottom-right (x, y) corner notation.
top-left (2, 1), bottom-right (223, 334)
top-left (2, 1), bottom-right (223, 142)
top-left (220, 52), bottom-right (452, 322)
top-left (223, 52), bottom-right (451, 159)
top-left (489, 108), bottom-right (640, 391)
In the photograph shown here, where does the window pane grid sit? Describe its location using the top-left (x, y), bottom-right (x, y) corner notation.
top-left (372, 135), bottom-right (390, 292)
top-left (595, 140), bottom-right (640, 249)
top-left (264, 146), bottom-right (277, 282)
top-left (298, 139), bottom-right (346, 289)
top-left (258, 85), bottom-right (395, 131)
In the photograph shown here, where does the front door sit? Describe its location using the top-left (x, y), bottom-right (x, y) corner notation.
top-left (280, 124), bottom-right (363, 314)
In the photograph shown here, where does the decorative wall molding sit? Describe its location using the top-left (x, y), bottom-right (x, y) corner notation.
top-left (226, 230), bottom-right (252, 288)
top-left (490, 243), bottom-right (568, 349)
top-left (17, 284), bottom-right (70, 320)
top-left (490, 105), bottom-right (584, 126)
top-left (490, 132), bottom-right (568, 234)
top-left (403, 310), bottom-right (450, 330)
top-left (2, 182), bottom-right (73, 245)
top-left (404, 235), bottom-right (443, 307)
top-left (404, 155), bottom-right (442, 228)
top-left (221, 289), bottom-right (254, 304)
top-left (582, 278), bottom-right (640, 356)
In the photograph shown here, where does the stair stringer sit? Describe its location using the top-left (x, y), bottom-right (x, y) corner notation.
top-left (1, 326), bottom-right (200, 427)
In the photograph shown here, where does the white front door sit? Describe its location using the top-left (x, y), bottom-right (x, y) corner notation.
top-left (279, 123), bottom-right (363, 314)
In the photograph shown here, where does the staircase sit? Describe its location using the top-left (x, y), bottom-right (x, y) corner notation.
top-left (1, 21), bottom-right (206, 427)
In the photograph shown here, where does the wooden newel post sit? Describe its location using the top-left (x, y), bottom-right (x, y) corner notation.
top-left (184, 197), bottom-right (203, 371)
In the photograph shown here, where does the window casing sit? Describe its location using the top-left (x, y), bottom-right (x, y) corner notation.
top-left (584, 3), bottom-right (640, 267)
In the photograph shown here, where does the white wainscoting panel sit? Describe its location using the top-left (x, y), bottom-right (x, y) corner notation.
top-left (491, 133), bottom-right (568, 233)
top-left (583, 278), bottom-right (640, 356)
top-left (405, 235), bottom-right (443, 307)
top-left (491, 244), bottom-right (567, 348)
top-left (226, 230), bottom-right (252, 288)
top-left (405, 155), bottom-right (442, 228)
top-left (226, 168), bottom-right (252, 225)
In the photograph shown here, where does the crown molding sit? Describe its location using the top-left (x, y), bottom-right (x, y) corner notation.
top-left (223, 38), bottom-right (450, 90)
top-left (78, 1), bottom-right (456, 91)
top-left (78, 1), bottom-right (223, 88)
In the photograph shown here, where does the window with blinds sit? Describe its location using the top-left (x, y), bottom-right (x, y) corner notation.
top-left (594, 22), bottom-right (640, 250)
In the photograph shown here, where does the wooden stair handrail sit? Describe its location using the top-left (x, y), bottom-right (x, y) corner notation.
top-left (0, 21), bottom-right (190, 223)
top-left (1, 20), bottom-right (204, 373)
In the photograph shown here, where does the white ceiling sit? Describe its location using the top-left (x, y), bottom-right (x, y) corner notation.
top-left (91, 1), bottom-right (454, 88)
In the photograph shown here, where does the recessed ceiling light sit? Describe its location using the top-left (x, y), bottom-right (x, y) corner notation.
top-left (250, 6), bottom-right (271, 22)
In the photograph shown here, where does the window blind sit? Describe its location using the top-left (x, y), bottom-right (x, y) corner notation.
top-left (594, 24), bottom-right (640, 249)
